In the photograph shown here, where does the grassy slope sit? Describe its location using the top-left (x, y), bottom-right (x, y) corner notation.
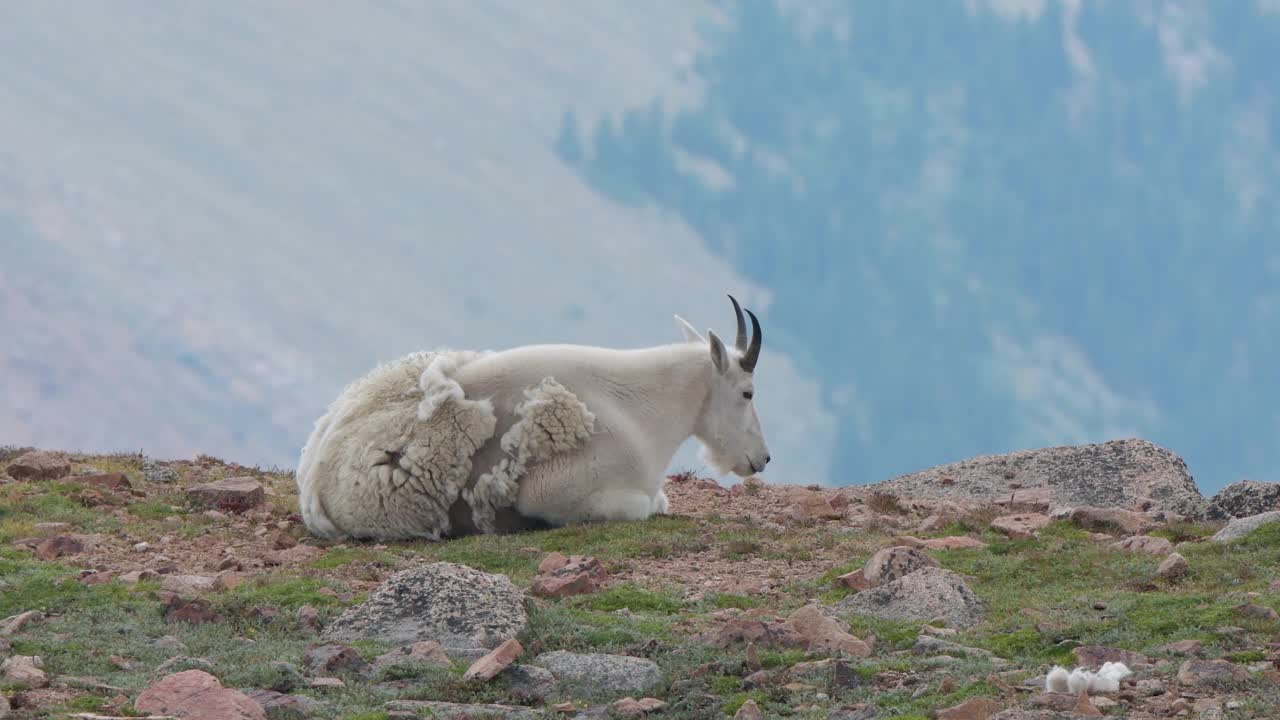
top-left (1, 448), bottom-right (1278, 718)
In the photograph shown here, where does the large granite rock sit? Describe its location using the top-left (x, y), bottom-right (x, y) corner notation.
top-left (1204, 480), bottom-right (1280, 520)
top-left (322, 562), bottom-right (528, 650)
top-left (835, 567), bottom-right (985, 629)
top-left (866, 439), bottom-right (1207, 517)
top-left (1211, 511), bottom-right (1280, 543)
top-left (534, 650), bottom-right (662, 696)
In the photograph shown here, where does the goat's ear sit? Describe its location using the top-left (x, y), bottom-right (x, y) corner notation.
top-left (674, 314), bottom-right (704, 343)
top-left (707, 330), bottom-right (729, 373)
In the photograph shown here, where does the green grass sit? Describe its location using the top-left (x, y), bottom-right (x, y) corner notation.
top-left (569, 584), bottom-right (686, 614)
top-left (0, 555), bottom-right (151, 619)
top-left (127, 498), bottom-right (187, 520)
top-left (309, 545), bottom-right (401, 570)
top-left (390, 514), bottom-right (712, 584)
top-left (698, 592), bottom-right (764, 611)
top-left (214, 574), bottom-right (348, 615)
top-left (930, 520), bottom-right (1280, 663)
top-left (522, 602), bottom-right (679, 657)
top-left (0, 485), bottom-right (121, 540)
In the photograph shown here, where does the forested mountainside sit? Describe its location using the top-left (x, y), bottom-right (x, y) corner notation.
top-left (561, 0), bottom-right (1280, 492)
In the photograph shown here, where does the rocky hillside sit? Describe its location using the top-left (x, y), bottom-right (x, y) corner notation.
top-left (1, 440), bottom-right (1279, 719)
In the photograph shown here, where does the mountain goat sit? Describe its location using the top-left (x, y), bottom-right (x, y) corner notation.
top-left (295, 295), bottom-right (772, 541)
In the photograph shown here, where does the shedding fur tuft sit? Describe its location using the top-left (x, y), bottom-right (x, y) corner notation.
top-left (466, 377), bottom-right (596, 533)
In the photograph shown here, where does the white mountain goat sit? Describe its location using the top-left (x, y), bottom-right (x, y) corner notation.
top-left (295, 295), bottom-right (772, 541)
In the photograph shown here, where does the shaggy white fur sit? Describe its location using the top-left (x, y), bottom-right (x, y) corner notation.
top-left (464, 377), bottom-right (596, 534)
top-left (295, 296), bottom-right (772, 542)
top-left (296, 350), bottom-right (499, 541)
top-left (1045, 661), bottom-right (1133, 694)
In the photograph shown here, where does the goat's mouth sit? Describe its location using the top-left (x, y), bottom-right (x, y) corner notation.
top-left (747, 456), bottom-right (761, 474)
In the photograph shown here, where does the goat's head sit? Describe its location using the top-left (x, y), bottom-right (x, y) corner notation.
top-left (675, 295), bottom-right (772, 477)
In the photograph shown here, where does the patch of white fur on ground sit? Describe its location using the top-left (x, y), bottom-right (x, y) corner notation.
top-left (1045, 661), bottom-right (1133, 694)
top-left (466, 376), bottom-right (596, 533)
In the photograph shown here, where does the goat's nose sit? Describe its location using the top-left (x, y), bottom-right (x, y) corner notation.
top-left (765, 454), bottom-right (771, 465)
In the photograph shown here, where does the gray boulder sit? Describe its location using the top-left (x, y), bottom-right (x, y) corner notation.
top-left (503, 664), bottom-right (559, 702)
top-left (535, 650), bottom-right (662, 696)
top-left (836, 567), bottom-right (985, 629)
top-left (1211, 511), bottom-right (1280, 543)
top-left (1205, 480), bottom-right (1280, 520)
top-left (863, 546), bottom-right (938, 587)
top-left (866, 438), bottom-right (1207, 517)
top-left (322, 562), bottom-right (527, 649)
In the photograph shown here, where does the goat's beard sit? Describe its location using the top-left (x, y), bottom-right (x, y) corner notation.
top-left (698, 442), bottom-right (739, 476)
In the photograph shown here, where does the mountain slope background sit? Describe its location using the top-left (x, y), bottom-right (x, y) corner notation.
top-left (562, 0), bottom-right (1280, 493)
top-left (7, 1), bottom-right (1279, 494)
top-left (1, 1), bottom-right (836, 486)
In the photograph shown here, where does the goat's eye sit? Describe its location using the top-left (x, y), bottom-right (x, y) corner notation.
top-left (743, 391), bottom-right (754, 400)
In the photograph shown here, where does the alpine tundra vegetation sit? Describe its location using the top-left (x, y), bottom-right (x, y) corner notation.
top-left (2, 441), bottom-right (1280, 718)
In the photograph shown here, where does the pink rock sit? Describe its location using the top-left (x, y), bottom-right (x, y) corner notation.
top-left (78, 570), bottom-right (116, 585)
top-left (530, 571), bottom-right (598, 599)
top-left (161, 574), bottom-right (219, 594)
top-left (5, 451), bottom-right (70, 481)
top-left (135, 669), bottom-right (267, 719)
top-left (783, 491), bottom-right (844, 522)
top-left (995, 487), bottom-right (1052, 513)
top-left (163, 597), bottom-right (224, 625)
top-left (1159, 639), bottom-right (1202, 656)
top-left (863, 546), bottom-right (938, 586)
top-left (783, 605), bottom-right (872, 657)
top-left (296, 606), bottom-right (322, 632)
top-left (1157, 552), bottom-right (1188, 580)
top-left (1072, 690), bottom-right (1103, 717)
top-left (1109, 535), bottom-right (1173, 556)
top-left (186, 477), bottom-right (265, 513)
top-left (373, 641), bottom-right (452, 670)
top-left (836, 568), bottom-right (871, 591)
top-left (119, 569), bottom-right (160, 584)
top-left (1064, 507), bottom-right (1156, 536)
top-left (611, 697), bottom-right (668, 716)
top-left (0, 611), bottom-right (44, 637)
top-left (1235, 603), bottom-right (1280, 621)
top-left (1176, 659), bottom-right (1249, 686)
top-left (705, 618), bottom-right (808, 650)
top-left (916, 514), bottom-right (951, 533)
top-left (538, 552), bottom-right (569, 574)
top-left (1073, 645), bottom-right (1150, 669)
top-left (303, 643), bottom-right (369, 675)
top-left (989, 513), bottom-right (1053, 539)
top-left (34, 535), bottom-right (83, 561)
top-left (1, 655), bottom-right (49, 688)
top-left (531, 556), bottom-right (608, 598)
top-left (463, 638), bottom-right (523, 681)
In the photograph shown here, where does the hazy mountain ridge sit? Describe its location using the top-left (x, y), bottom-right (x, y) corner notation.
top-left (3, 2), bottom-right (841, 486)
